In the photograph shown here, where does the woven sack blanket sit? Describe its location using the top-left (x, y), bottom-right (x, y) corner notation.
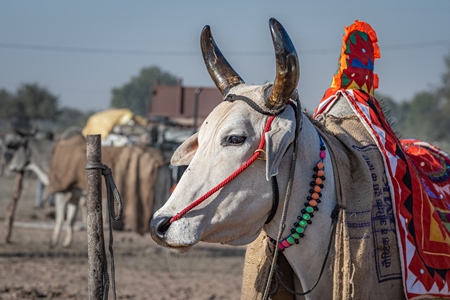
top-left (317, 113), bottom-right (404, 299)
top-left (241, 232), bottom-right (295, 300)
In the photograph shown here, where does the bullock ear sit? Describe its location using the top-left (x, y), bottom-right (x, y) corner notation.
top-left (171, 132), bottom-right (199, 166)
top-left (264, 109), bottom-right (296, 180)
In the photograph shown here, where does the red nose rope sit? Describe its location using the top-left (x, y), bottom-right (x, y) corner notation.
top-left (169, 115), bottom-right (276, 224)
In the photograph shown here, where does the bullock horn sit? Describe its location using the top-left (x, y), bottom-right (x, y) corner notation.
top-left (201, 25), bottom-right (244, 96)
top-left (267, 18), bottom-right (300, 109)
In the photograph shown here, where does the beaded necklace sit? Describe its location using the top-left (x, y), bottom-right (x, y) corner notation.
top-left (268, 132), bottom-right (326, 251)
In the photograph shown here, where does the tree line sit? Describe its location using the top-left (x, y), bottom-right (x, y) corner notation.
top-left (0, 58), bottom-right (449, 150)
top-left (0, 83), bottom-right (92, 134)
top-left (376, 51), bottom-right (450, 150)
top-left (0, 66), bottom-right (177, 134)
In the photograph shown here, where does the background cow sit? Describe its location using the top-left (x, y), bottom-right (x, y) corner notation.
top-left (5, 127), bottom-right (172, 247)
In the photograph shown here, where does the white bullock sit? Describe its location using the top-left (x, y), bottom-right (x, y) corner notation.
top-left (150, 18), bottom-right (406, 299)
top-left (150, 18), bottom-right (340, 300)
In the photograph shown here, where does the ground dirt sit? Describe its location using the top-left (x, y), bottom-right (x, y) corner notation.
top-left (0, 174), bottom-right (246, 299)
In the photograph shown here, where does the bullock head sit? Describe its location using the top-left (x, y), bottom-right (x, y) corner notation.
top-left (150, 18), bottom-right (299, 250)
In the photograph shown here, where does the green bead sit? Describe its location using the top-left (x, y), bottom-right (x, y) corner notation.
top-left (306, 206), bottom-right (314, 213)
top-left (302, 214), bottom-right (311, 221)
top-left (292, 233), bottom-right (300, 239)
top-left (287, 236), bottom-right (295, 244)
top-left (299, 220), bottom-right (307, 227)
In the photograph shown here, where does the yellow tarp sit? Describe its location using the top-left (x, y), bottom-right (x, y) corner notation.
top-left (82, 108), bottom-right (147, 140)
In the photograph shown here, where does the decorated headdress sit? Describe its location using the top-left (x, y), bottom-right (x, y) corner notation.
top-left (330, 20), bottom-right (380, 95)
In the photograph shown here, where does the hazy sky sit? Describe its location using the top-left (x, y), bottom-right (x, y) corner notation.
top-left (1, 0), bottom-right (450, 113)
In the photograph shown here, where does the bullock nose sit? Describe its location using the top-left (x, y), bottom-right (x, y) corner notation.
top-left (149, 216), bottom-right (172, 244)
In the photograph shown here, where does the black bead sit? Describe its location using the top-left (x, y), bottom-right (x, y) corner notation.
top-left (309, 213), bottom-right (314, 218)
top-left (299, 233), bottom-right (305, 238)
top-left (309, 189), bottom-right (314, 193)
top-left (313, 174), bottom-right (318, 178)
top-left (307, 196), bottom-right (312, 200)
top-left (317, 199), bottom-right (321, 203)
top-left (319, 184), bottom-right (324, 188)
top-left (307, 220), bottom-right (312, 224)
top-left (294, 222), bottom-right (299, 227)
top-left (318, 192), bottom-right (322, 197)
top-left (320, 146), bottom-right (326, 150)
top-left (313, 166), bottom-right (319, 171)
top-left (321, 176), bottom-right (326, 180)
top-left (301, 209), bottom-right (306, 214)
top-left (291, 228), bottom-right (296, 234)
top-left (304, 202), bottom-right (309, 207)
top-left (297, 215), bottom-right (303, 220)
top-left (310, 181), bottom-right (316, 186)
top-left (295, 239), bottom-right (299, 244)
top-left (314, 207), bottom-right (319, 211)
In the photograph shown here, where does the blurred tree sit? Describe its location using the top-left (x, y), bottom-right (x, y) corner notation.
top-left (378, 90), bottom-right (444, 142)
top-left (440, 50), bottom-right (450, 101)
top-left (375, 49), bottom-right (450, 146)
top-left (110, 66), bottom-right (178, 116)
top-left (396, 91), bottom-right (441, 140)
top-left (374, 92), bottom-right (405, 129)
top-left (435, 50), bottom-right (450, 142)
top-left (0, 88), bottom-right (14, 118)
top-left (53, 107), bottom-right (93, 133)
top-left (15, 83), bottom-right (59, 120)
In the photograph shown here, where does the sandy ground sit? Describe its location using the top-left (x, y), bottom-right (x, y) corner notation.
top-left (0, 173), bottom-right (246, 299)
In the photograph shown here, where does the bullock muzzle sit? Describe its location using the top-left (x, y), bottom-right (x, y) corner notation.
top-left (149, 215), bottom-right (172, 246)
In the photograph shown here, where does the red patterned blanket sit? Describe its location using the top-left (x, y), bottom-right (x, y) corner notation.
top-left (314, 89), bottom-right (450, 298)
top-left (313, 19), bottom-right (450, 298)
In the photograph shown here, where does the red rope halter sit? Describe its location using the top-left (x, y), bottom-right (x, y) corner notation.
top-left (169, 115), bottom-right (276, 224)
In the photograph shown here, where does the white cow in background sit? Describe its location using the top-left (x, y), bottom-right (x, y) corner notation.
top-left (6, 128), bottom-right (86, 247)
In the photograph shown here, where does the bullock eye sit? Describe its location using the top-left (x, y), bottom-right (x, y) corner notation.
top-left (222, 135), bottom-right (246, 146)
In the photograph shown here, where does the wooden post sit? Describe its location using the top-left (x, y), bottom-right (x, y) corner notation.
top-left (5, 171), bottom-right (24, 243)
top-left (86, 134), bottom-right (106, 299)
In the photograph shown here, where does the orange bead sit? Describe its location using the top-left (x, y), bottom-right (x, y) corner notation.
top-left (317, 170), bottom-right (325, 177)
top-left (317, 161), bottom-right (324, 170)
top-left (315, 177), bottom-right (323, 185)
top-left (311, 192), bottom-right (319, 199)
top-left (314, 185), bottom-right (321, 193)
top-left (309, 200), bottom-right (318, 207)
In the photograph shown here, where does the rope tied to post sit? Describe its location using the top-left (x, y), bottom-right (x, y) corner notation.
top-left (85, 163), bottom-right (124, 222)
top-left (85, 162), bottom-right (123, 300)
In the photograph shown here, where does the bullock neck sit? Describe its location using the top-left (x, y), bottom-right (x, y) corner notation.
top-left (263, 116), bottom-right (327, 236)
top-left (263, 115), bottom-right (336, 299)
top-left (267, 125), bottom-right (326, 251)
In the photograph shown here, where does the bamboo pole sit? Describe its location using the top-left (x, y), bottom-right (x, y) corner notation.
top-left (86, 134), bottom-right (106, 299)
top-left (5, 170), bottom-right (24, 243)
